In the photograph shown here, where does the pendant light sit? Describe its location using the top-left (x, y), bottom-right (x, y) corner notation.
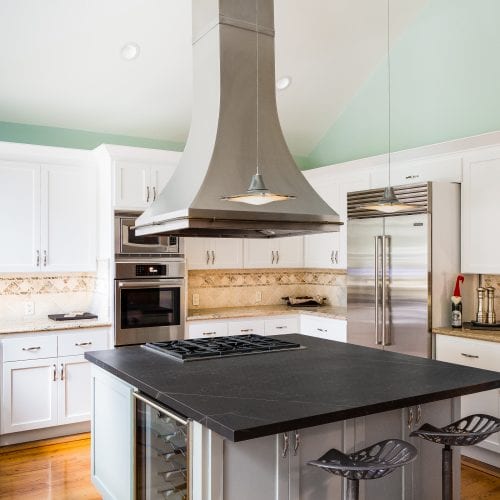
top-left (221, 0), bottom-right (295, 206)
top-left (362, 0), bottom-right (419, 213)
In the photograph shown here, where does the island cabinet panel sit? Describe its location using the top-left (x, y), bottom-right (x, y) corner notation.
top-left (91, 365), bottom-right (134, 500)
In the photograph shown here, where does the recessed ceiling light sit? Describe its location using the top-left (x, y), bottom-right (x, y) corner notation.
top-left (121, 43), bottom-right (140, 61)
top-left (276, 76), bottom-right (292, 91)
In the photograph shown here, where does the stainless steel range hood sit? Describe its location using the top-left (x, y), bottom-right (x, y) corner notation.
top-left (135, 0), bottom-right (341, 239)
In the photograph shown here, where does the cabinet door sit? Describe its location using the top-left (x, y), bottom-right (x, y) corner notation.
top-left (289, 423), bottom-right (344, 500)
top-left (58, 355), bottom-right (91, 425)
top-left (275, 236), bottom-right (304, 268)
top-left (304, 233), bottom-right (339, 269)
top-left (114, 160), bottom-right (150, 210)
top-left (91, 365), bottom-right (134, 500)
top-left (0, 161), bottom-right (41, 272)
top-left (186, 321), bottom-right (228, 339)
top-left (243, 239), bottom-right (274, 268)
top-left (40, 164), bottom-right (96, 271)
top-left (151, 163), bottom-right (176, 200)
top-left (2, 358), bottom-right (58, 434)
top-left (211, 238), bottom-right (244, 269)
top-left (300, 317), bottom-right (346, 342)
top-left (461, 151), bottom-right (500, 273)
top-left (185, 237), bottom-right (211, 269)
top-left (227, 319), bottom-right (265, 336)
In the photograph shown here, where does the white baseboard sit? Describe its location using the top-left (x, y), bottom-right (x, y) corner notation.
top-left (0, 421), bottom-right (90, 446)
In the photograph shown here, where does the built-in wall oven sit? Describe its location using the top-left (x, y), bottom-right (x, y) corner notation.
top-left (114, 259), bottom-right (185, 346)
top-left (134, 392), bottom-right (192, 499)
top-left (115, 214), bottom-right (181, 256)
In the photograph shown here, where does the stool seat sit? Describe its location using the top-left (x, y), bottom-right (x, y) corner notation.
top-left (308, 439), bottom-right (417, 481)
top-left (411, 414), bottom-right (500, 447)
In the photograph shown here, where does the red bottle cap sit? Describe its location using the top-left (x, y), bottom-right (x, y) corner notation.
top-left (453, 275), bottom-right (464, 297)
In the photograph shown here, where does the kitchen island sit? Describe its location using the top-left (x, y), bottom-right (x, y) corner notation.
top-left (86, 335), bottom-right (500, 500)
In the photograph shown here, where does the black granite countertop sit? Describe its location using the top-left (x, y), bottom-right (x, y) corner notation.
top-left (85, 335), bottom-right (500, 442)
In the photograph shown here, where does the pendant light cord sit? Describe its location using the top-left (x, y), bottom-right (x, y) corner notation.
top-left (387, 0), bottom-right (392, 188)
top-left (255, 0), bottom-right (260, 176)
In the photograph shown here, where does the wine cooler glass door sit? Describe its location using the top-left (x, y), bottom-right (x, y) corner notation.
top-left (134, 393), bottom-right (191, 500)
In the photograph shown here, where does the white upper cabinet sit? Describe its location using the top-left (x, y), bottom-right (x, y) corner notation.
top-left (0, 161), bottom-right (41, 272)
top-left (41, 164), bottom-right (96, 272)
top-left (243, 237), bottom-right (304, 268)
top-left (114, 159), bottom-right (177, 210)
top-left (0, 154), bottom-right (96, 273)
top-left (185, 238), bottom-right (243, 269)
top-left (369, 155), bottom-right (463, 188)
top-left (461, 147), bottom-right (500, 274)
top-left (304, 170), bottom-right (369, 269)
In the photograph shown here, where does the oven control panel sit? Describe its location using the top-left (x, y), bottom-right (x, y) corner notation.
top-left (136, 264), bottom-right (167, 277)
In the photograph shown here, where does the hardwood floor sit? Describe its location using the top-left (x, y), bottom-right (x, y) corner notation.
top-left (0, 433), bottom-right (100, 499)
top-left (0, 434), bottom-right (499, 499)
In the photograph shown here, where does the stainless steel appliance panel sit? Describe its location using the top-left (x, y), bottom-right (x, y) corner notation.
top-left (347, 218), bottom-right (384, 349)
top-left (383, 214), bottom-right (430, 358)
top-left (134, 392), bottom-right (191, 500)
top-left (115, 278), bottom-right (184, 346)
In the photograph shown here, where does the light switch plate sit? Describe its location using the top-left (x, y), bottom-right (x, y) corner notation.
top-left (192, 293), bottom-right (200, 306)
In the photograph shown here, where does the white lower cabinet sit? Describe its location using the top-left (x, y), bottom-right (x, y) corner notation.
top-left (264, 317), bottom-right (300, 336)
top-left (2, 357), bottom-right (59, 434)
top-left (300, 317), bottom-right (346, 342)
top-left (0, 328), bottom-right (108, 435)
top-left (228, 319), bottom-right (265, 336)
top-left (186, 321), bottom-right (229, 339)
top-left (435, 334), bottom-right (500, 464)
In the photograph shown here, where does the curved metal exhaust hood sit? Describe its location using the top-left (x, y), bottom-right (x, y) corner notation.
top-left (135, 0), bottom-right (342, 239)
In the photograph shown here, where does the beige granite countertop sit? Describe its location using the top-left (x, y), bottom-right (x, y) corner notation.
top-left (432, 326), bottom-right (500, 343)
top-left (0, 318), bottom-right (112, 335)
top-left (187, 305), bottom-right (347, 321)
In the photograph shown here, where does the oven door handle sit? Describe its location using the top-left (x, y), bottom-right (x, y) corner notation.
top-left (117, 280), bottom-right (184, 288)
top-left (133, 391), bottom-right (188, 425)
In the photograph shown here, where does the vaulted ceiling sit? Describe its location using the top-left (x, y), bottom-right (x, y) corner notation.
top-left (0, 0), bottom-right (427, 157)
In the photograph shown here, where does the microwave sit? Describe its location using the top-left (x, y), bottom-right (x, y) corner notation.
top-left (115, 215), bottom-right (181, 256)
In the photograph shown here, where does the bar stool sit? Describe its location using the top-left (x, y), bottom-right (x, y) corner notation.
top-left (307, 439), bottom-right (417, 500)
top-left (411, 413), bottom-right (500, 500)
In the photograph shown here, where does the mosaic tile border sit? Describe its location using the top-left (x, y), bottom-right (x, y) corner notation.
top-left (188, 268), bottom-right (346, 288)
top-left (0, 273), bottom-right (96, 295)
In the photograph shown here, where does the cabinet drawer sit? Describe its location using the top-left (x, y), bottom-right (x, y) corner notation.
top-left (58, 328), bottom-right (109, 357)
top-left (301, 317), bottom-right (347, 342)
top-left (187, 321), bottom-right (228, 339)
top-left (264, 317), bottom-right (299, 336)
top-left (228, 320), bottom-right (265, 336)
top-left (2, 335), bottom-right (57, 362)
top-left (435, 335), bottom-right (500, 372)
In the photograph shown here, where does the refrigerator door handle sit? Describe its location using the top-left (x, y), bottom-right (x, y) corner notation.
top-left (382, 235), bottom-right (391, 346)
top-left (375, 236), bottom-right (382, 345)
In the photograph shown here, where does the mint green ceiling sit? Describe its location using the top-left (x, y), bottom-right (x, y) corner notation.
top-left (306, 0), bottom-right (500, 169)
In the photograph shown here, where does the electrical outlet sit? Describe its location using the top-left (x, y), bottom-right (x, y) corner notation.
top-left (255, 291), bottom-right (262, 303)
top-left (24, 301), bottom-right (35, 316)
top-left (192, 293), bottom-right (200, 306)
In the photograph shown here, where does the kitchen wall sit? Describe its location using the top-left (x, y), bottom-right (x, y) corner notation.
top-left (0, 262), bottom-right (110, 324)
top-left (188, 268), bottom-right (346, 310)
top-left (307, 0), bottom-right (500, 168)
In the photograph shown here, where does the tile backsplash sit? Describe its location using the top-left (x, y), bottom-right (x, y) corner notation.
top-left (188, 268), bottom-right (346, 309)
top-left (0, 267), bottom-right (110, 322)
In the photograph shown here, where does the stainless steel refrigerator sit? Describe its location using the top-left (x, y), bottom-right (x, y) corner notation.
top-left (347, 182), bottom-right (460, 358)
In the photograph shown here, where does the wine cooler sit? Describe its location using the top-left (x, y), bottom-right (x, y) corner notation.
top-left (134, 392), bottom-right (192, 499)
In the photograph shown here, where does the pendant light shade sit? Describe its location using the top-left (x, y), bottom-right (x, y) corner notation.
top-left (222, 173), bottom-right (295, 206)
top-left (362, 186), bottom-right (420, 213)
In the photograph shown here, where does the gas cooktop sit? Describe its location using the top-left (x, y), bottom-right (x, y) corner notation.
top-left (143, 334), bottom-right (303, 362)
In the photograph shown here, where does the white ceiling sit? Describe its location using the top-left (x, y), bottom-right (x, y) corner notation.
top-left (0, 0), bottom-right (427, 156)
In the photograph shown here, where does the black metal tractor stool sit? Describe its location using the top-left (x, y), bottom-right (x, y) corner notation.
top-left (307, 439), bottom-right (417, 500)
top-left (411, 413), bottom-right (500, 500)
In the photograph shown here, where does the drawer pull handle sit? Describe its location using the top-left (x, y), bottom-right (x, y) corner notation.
top-left (461, 353), bottom-right (479, 359)
top-left (75, 342), bottom-right (92, 347)
top-left (53, 364), bottom-right (57, 382)
top-left (317, 328), bottom-right (327, 333)
top-left (405, 174), bottom-right (420, 180)
top-left (240, 328), bottom-right (253, 332)
top-left (60, 363), bottom-right (64, 381)
top-left (202, 331), bottom-right (217, 336)
top-left (22, 346), bottom-right (41, 351)
top-left (276, 326), bottom-right (287, 329)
